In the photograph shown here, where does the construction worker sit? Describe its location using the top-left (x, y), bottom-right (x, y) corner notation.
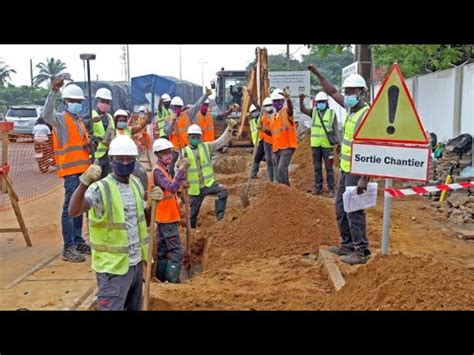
top-left (164, 87), bottom-right (213, 178)
top-left (299, 91), bottom-right (339, 197)
top-left (43, 77), bottom-right (91, 263)
top-left (269, 89), bottom-right (297, 186)
top-left (89, 88), bottom-right (115, 178)
top-left (156, 94), bottom-right (172, 138)
top-left (68, 135), bottom-right (155, 310)
top-left (229, 85), bottom-right (243, 104)
top-left (308, 64), bottom-right (371, 265)
top-left (194, 99), bottom-right (234, 142)
top-left (247, 104), bottom-right (266, 179)
top-left (152, 138), bottom-right (189, 283)
top-left (183, 119), bottom-right (238, 228)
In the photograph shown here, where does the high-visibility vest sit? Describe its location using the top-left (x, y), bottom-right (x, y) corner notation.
top-left (88, 175), bottom-right (149, 275)
top-left (195, 111), bottom-right (215, 142)
top-left (249, 117), bottom-right (260, 146)
top-left (311, 108), bottom-right (335, 148)
top-left (52, 112), bottom-right (90, 178)
top-left (340, 104), bottom-right (370, 173)
top-left (156, 107), bottom-right (170, 138)
top-left (259, 111), bottom-right (272, 144)
top-left (269, 107), bottom-right (297, 153)
top-left (183, 144), bottom-right (215, 196)
top-left (92, 110), bottom-right (115, 159)
top-left (153, 163), bottom-right (181, 223)
top-left (169, 111), bottom-right (191, 149)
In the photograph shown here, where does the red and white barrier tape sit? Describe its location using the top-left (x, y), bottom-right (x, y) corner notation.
top-left (384, 181), bottom-right (474, 198)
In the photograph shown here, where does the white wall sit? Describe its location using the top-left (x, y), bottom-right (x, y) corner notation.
top-left (460, 63), bottom-right (474, 136)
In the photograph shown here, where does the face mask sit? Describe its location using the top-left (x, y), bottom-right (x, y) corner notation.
top-left (117, 121), bottom-right (127, 129)
top-left (172, 107), bottom-right (182, 115)
top-left (112, 160), bottom-right (135, 177)
top-left (189, 137), bottom-right (201, 148)
top-left (344, 95), bottom-right (359, 108)
top-left (200, 107), bottom-right (208, 115)
top-left (251, 111), bottom-right (259, 118)
top-left (273, 102), bottom-right (284, 112)
top-left (97, 102), bottom-right (110, 113)
top-left (67, 102), bottom-right (82, 115)
top-left (264, 106), bottom-right (273, 113)
top-left (317, 102), bottom-right (328, 111)
top-left (159, 153), bottom-right (173, 166)
top-left (163, 102), bottom-right (171, 110)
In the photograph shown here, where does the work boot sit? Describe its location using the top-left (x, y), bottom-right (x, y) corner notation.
top-left (75, 240), bottom-right (91, 255)
top-left (155, 260), bottom-right (167, 282)
top-left (62, 246), bottom-right (86, 263)
top-left (341, 250), bottom-right (371, 265)
top-left (190, 217), bottom-right (198, 229)
top-left (165, 261), bottom-right (181, 283)
top-left (250, 163), bottom-right (259, 179)
top-left (215, 198), bottom-right (227, 221)
top-left (328, 190), bottom-right (335, 198)
top-left (328, 245), bottom-right (354, 256)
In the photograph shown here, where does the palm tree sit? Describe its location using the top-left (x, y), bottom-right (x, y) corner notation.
top-left (33, 58), bottom-right (72, 87)
top-left (0, 61), bottom-right (17, 86)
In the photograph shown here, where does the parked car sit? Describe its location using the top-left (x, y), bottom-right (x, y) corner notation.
top-left (5, 105), bottom-right (43, 136)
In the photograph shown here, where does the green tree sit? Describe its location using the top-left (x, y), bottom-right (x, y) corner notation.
top-left (0, 61), bottom-right (17, 87)
top-left (0, 85), bottom-right (54, 113)
top-left (33, 58), bottom-right (72, 87)
top-left (246, 53), bottom-right (305, 71)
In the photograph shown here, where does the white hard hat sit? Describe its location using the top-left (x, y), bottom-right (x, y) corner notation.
top-left (139, 106), bottom-right (146, 112)
top-left (114, 109), bottom-right (129, 118)
top-left (315, 91), bottom-right (329, 101)
top-left (249, 104), bottom-right (257, 112)
top-left (62, 84), bottom-right (85, 100)
top-left (262, 97), bottom-right (272, 106)
top-left (153, 138), bottom-right (174, 153)
top-left (187, 124), bottom-right (202, 135)
top-left (271, 91), bottom-right (284, 101)
top-left (342, 74), bottom-right (367, 89)
top-left (170, 96), bottom-right (184, 106)
top-left (161, 93), bottom-right (171, 102)
top-left (95, 88), bottom-right (112, 100)
top-left (108, 135), bottom-right (138, 157)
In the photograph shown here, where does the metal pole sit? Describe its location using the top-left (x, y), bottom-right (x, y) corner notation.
top-left (179, 45), bottom-right (182, 80)
top-left (286, 44), bottom-right (290, 71)
top-left (126, 44), bottom-right (131, 82)
top-left (381, 178), bottom-right (393, 255)
top-left (30, 59), bottom-right (33, 86)
top-left (86, 59), bottom-right (93, 135)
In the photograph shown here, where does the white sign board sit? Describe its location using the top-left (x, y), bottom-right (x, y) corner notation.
top-left (269, 71), bottom-right (311, 125)
top-left (350, 142), bottom-right (430, 182)
top-left (342, 61), bottom-right (359, 87)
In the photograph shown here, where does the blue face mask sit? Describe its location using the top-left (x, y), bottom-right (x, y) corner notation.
top-left (112, 160), bottom-right (135, 177)
top-left (344, 95), bottom-right (359, 108)
top-left (67, 102), bottom-right (82, 115)
top-left (117, 121), bottom-right (127, 129)
top-left (316, 102), bottom-right (327, 111)
top-left (251, 111), bottom-right (259, 118)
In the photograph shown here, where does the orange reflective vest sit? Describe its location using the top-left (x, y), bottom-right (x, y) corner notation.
top-left (269, 107), bottom-right (297, 153)
top-left (154, 163), bottom-right (181, 223)
top-left (169, 111), bottom-right (191, 149)
top-left (259, 111), bottom-right (273, 144)
top-left (52, 113), bottom-right (90, 178)
top-left (195, 111), bottom-right (215, 142)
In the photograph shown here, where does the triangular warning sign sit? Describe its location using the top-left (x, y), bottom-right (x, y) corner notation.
top-left (354, 64), bottom-right (429, 144)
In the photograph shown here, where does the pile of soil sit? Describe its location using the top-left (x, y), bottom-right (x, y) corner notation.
top-left (203, 183), bottom-right (339, 271)
top-left (323, 253), bottom-right (474, 310)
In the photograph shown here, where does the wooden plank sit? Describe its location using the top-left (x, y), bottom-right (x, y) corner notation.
top-left (319, 248), bottom-right (346, 291)
top-left (0, 228), bottom-right (22, 233)
top-left (77, 286), bottom-right (98, 310)
top-left (1, 131), bottom-right (8, 194)
top-left (5, 174), bottom-right (32, 247)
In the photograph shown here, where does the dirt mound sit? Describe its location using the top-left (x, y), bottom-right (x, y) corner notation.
top-left (213, 154), bottom-right (252, 174)
top-left (324, 253), bottom-right (474, 310)
top-left (203, 183), bottom-right (339, 270)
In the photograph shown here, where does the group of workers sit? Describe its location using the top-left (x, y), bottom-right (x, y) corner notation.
top-left (41, 61), bottom-right (373, 310)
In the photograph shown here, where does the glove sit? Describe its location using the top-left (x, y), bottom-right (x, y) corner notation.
top-left (282, 88), bottom-right (290, 99)
top-left (176, 157), bottom-right (190, 170)
top-left (79, 159), bottom-right (102, 186)
top-left (150, 186), bottom-right (163, 201)
top-left (227, 118), bottom-right (238, 128)
top-left (205, 86), bottom-right (213, 96)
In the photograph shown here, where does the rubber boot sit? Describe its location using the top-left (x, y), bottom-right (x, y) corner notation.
top-left (267, 164), bottom-right (274, 182)
top-left (215, 198), bottom-right (227, 221)
top-left (190, 216), bottom-right (198, 229)
top-left (155, 260), bottom-right (167, 282)
top-left (250, 162), bottom-right (259, 179)
top-left (165, 261), bottom-right (181, 283)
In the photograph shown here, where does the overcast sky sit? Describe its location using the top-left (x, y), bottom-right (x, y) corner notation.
top-left (0, 45), bottom-right (310, 89)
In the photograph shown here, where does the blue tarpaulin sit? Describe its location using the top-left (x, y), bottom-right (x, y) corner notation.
top-left (131, 74), bottom-right (202, 110)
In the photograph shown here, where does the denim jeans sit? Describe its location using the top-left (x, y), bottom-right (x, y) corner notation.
top-left (61, 174), bottom-right (84, 249)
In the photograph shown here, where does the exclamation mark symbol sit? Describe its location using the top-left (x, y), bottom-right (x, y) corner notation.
top-left (387, 85), bottom-right (399, 135)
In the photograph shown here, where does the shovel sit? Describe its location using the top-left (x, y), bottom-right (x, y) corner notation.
top-left (143, 199), bottom-right (158, 310)
top-left (240, 136), bottom-right (260, 208)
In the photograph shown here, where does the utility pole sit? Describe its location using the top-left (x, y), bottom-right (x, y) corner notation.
top-left (355, 44), bottom-right (373, 101)
top-left (198, 60), bottom-right (207, 94)
top-left (126, 44), bottom-right (131, 82)
top-left (179, 45), bottom-right (182, 80)
top-left (286, 44), bottom-right (290, 71)
top-left (30, 59), bottom-right (33, 86)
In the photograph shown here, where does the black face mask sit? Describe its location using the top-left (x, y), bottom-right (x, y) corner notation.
top-left (164, 102), bottom-right (171, 110)
top-left (112, 160), bottom-right (135, 177)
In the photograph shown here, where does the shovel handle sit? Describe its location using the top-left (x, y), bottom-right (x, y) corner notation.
top-left (143, 199), bottom-right (158, 310)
